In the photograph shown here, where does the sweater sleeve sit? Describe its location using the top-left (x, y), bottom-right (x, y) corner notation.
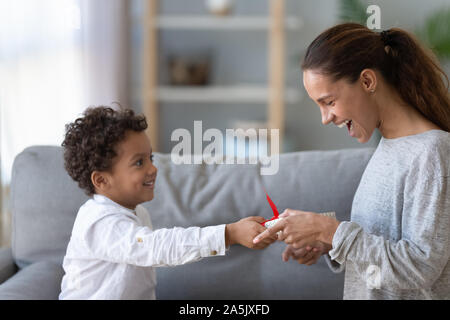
top-left (328, 171), bottom-right (450, 290)
top-left (324, 254), bottom-right (345, 273)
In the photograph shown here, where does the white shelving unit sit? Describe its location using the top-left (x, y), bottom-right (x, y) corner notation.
top-left (156, 85), bottom-right (302, 104)
top-left (142, 0), bottom-right (301, 152)
top-left (153, 15), bottom-right (302, 30)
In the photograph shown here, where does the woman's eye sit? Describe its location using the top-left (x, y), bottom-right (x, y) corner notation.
top-left (150, 154), bottom-right (154, 162)
top-left (136, 159), bottom-right (143, 166)
top-left (326, 101), bottom-right (334, 106)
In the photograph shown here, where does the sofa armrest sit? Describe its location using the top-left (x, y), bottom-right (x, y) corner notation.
top-left (0, 247), bottom-right (18, 284)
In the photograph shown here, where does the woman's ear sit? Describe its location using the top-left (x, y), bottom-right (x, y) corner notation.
top-left (91, 171), bottom-right (110, 192)
top-left (360, 69), bottom-right (377, 93)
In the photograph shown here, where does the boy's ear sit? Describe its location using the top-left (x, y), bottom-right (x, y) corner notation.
top-left (91, 171), bottom-right (110, 192)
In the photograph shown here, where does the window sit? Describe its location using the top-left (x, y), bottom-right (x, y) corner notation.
top-left (0, 0), bottom-right (85, 246)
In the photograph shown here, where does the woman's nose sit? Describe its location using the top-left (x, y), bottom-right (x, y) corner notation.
top-left (320, 107), bottom-right (334, 125)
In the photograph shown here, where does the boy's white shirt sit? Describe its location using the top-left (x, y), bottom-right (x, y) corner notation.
top-left (59, 194), bottom-right (226, 300)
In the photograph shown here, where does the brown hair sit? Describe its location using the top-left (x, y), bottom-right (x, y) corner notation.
top-left (62, 106), bottom-right (148, 195)
top-left (302, 23), bottom-right (450, 132)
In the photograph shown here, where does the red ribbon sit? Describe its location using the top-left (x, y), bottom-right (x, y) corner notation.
top-left (260, 188), bottom-right (279, 225)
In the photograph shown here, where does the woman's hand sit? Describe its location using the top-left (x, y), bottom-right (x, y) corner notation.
top-left (253, 209), bottom-right (340, 249)
top-left (282, 241), bottom-right (332, 266)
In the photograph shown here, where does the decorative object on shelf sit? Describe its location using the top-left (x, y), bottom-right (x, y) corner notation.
top-left (205, 0), bottom-right (234, 16)
top-left (168, 53), bottom-right (212, 86)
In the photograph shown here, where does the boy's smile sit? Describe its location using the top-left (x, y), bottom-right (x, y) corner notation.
top-left (94, 130), bottom-right (157, 210)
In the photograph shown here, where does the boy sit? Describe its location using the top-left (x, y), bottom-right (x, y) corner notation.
top-left (59, 106), bottom-right (276, 299)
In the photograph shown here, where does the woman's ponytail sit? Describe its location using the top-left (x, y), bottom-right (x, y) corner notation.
top-left (380, 28), bottom-right (450, 131)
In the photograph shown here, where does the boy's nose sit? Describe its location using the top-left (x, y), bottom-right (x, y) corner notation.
top-left (148, 162), bottom-right (157, 177)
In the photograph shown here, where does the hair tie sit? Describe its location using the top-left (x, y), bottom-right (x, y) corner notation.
top-left (380, 30), bottom-right (391, 46)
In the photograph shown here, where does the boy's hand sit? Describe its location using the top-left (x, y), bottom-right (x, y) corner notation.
top-left (226, 216), bottom-right (278, 249)
top-left (282, 241), bottom-right (331, 266)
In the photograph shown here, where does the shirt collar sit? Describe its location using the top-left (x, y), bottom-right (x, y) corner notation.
top-left (93, 194), bottom-right (136, 215)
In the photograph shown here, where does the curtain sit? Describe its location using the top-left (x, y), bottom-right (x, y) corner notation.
top-left (79, 0), bottom-right (129, 107)
top-left (0, 0), bottom-right (129, 247)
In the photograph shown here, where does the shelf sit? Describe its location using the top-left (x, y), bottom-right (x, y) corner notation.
top-left (153, 85), bottom-right (302, 103)
top-left (142, 0), bottom-right (293, 151)
top-left (151, 15), bottom-right (302, 30)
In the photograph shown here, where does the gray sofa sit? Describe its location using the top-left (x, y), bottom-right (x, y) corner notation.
top-left (0, 145), bottom-right (374, 299)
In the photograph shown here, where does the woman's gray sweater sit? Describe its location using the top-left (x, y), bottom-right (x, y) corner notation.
top-left (326, 129), bottom-right (450, 299)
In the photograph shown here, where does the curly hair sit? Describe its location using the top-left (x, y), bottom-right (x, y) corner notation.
top-left (62, 106), bottom-right (148, 195)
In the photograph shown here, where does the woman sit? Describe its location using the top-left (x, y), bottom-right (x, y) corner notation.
top-left (253, 23), bottom-right (450, 299)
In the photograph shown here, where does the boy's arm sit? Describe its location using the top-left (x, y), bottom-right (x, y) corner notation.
top-left (83, 214), bottom-right (276, 267)
top-left (225, 216), bottom-right (278, 249)
top-left (83, 213), bottom-right (227, 267)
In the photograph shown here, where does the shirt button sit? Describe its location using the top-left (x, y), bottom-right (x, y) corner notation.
top-left (137, 237), bottom-right (143, 243)
top-left (210, 250), bottom-right (217, 256)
